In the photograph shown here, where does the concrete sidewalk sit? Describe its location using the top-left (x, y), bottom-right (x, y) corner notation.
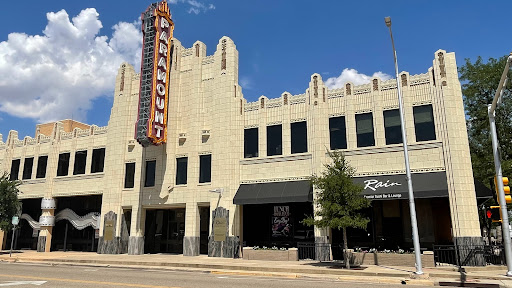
top-left (1, 250), bottom-right (511, 287)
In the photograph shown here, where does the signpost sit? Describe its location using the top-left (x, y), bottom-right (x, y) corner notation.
top-left (9, 216), bottom-right (19, 257)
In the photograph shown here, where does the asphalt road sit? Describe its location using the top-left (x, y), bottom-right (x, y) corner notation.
top-left (0, 262), bottom-right (432, 288)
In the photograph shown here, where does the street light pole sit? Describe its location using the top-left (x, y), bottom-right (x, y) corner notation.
top-left (384, 16), bottom-right (423, 275)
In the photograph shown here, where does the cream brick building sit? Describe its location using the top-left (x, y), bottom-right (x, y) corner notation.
top-left (0, 37), bottom-right (482, 257)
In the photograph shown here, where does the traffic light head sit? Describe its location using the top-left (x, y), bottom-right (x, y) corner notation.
top-left (494, 176), bottom-right (511, 204)
top-left (490, 206), bottom-right (502, 222)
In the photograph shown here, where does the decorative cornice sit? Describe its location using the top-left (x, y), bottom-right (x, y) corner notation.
top-left (354, 167), bottom-right (445, 177)
top-left (240, 176), bottom-right (309, 184)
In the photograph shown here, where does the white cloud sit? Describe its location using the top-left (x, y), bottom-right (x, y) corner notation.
top-left (168, 0), bottom-right (215, 14)
top-left (324, 68), bottom-right (392, 89)
top-left (0, 8), bottom-right (142, 123)
top-left (240, 76), bottom-right (253, 90)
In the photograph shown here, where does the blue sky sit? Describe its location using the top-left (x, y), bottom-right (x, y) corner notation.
top-left (0, 0), bottom-right (509, 140)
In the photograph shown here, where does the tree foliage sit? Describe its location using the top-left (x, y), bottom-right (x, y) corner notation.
top-left (459, 55), bottom-right (512, 187)
top-left (0, 172), bottom-right (21, 231)
top-left (303, 151), bottom-right (371, 268)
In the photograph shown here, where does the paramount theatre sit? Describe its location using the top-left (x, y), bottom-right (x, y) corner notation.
top-left (0, 1), bottom-right (490, 257)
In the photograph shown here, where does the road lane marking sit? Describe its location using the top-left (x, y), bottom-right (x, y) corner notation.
top-left (0, 281), bottom-right (46, 287)
top-left (0, 274), bottom-right (181, 288)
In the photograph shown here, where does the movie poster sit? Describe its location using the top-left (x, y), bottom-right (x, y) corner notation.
top-left (272, 206), bottom-right (291, 238)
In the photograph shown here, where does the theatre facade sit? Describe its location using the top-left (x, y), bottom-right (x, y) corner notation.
top-left (0, 34), bottom-right (482, 256)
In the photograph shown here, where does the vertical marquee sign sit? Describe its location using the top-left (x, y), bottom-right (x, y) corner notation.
top-left (136, 1), bottom-right (174, 146)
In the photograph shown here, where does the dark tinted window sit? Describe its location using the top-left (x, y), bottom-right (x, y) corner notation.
top-left (267, 124), bottom-right (282, 156)
top-left (176, 157), bottom-right (188, 185)
top-left (291, 121), bottom-right (307, 154)
top-left (57, 153), bottom-right (70, 176)
top-left (91, 148), bottom-right (105, 173)
top-left (73, 151), bottom-right (87, 175)
top-left (329, 116), bottom-right (347, 150)
top-left (10, 159), bottom-right (20, 180)
top-left (199, 155), bottom-right (211, 183)
top-left (244, 128), bottom-right (258, 158)
top-left (414, 105), bottom-right (436, 141)
top-left (36, 156), bottom-right (48, 179)
top-left (144, 160), bottom-right (156, 187)
top-left (124, 163), bottom-right (135, 188)
top-left (356, 113), bottom-right (375, 147)
top-left (22, 157), bottom-right (34, 180)
top-left (384, 109), bottom-right (403, 145)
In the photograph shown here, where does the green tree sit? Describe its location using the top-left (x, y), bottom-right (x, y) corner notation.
top-left (0, 172), bottom-right (21, 231)
top-left (303, 151), bottom-right (371, 268)
top-left (459, 55), bottom-right (512, 188)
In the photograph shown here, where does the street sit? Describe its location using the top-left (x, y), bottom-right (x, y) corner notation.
top-left (0, 262), bottom-right (431, 288)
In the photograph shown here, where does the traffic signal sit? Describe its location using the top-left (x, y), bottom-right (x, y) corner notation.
top-left (489, 206), bottom-right (502, 222)
top-left (494, 176), bottom-right (511, 204)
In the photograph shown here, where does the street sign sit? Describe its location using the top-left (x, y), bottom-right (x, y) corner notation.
top-left (11, 216), bottom-right (19, 226)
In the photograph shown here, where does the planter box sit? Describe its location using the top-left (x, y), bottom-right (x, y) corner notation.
top-left (242, 247), bottom-right (298, 261)
top-left (352, 252), bottom-right (435, 267)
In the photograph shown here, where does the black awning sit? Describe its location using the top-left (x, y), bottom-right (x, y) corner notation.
top-left (233, 180), bottom-right (313, 205)
top-left (353, 172), bottom-right (449, 200)
top-left (474, 179), bottom-right (493, 199)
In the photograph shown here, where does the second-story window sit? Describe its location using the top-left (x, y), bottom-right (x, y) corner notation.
top-left (329, 116), bottom-right (347, 150)
top-left (57, 153), bottom-right (70, 176)
top-left (124, 163), bottom-right (135, 189)
top-left (291, 121), bottom-right (307, 154)
top-left (356, 112), bottom-right (375, 147)
top-left (176, 157), bottom-right (188, 185)
top-left (144, 160), bottom-right (156, 187)
top-left (244, 128), bottom-right (258, 158)
top-left (199, 155), bottom-right (211, 183)
top-left (414, 104), bottom-right (436, 142)
top-left (73, 151), bottom-right (87, 175)
top-left (36, 156), bottom-right (48, 179)
top-left (22, 157), bottom-right (34, 180)
top-left (384, 109), bottom-right (403, 145)
top-left (10, 159), bottom-right (20, 181)
top-left (91, 148), bottom-right (105, 173)
top-left (267, 124), bottom-right (282, 156)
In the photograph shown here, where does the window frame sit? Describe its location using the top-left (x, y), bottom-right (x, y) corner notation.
top-left (329, 116), bottom-right (348, 150)
top-left (144, 160), bottom-right (156, 187)
top-left (199, 154), bottom-right (212, 183)
top-left (73, 150), bottom-right (87, 175)
top-left (244, 128), bottom-right (259, 158)
top-left (383, 109), bottom-right (403, 145)
top-left (291, 121), bottom-right (308, 154)
top-left (124, 162), bottom-right (136, 189)
top-left (413, 104), bottom-right (436, 142)
top-left (57, 153), bottom-right (70, 177)
top-left (355, 112), bottom-right (375, 148)
top-left (22, 157), bottom-right (34, 180)
top-left (176, 157), bottom-right (188, 185)
top-left (266, 124), bottom-right (283, 156)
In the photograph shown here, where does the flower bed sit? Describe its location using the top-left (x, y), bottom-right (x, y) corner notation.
top-left (352, 251), bottom-right (435, 267)
top-left (242, 247), bottom-right (299, 261)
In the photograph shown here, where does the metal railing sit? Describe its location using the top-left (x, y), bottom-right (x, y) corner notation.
top-left (297, 242), bottom-right (345, 261)
top-left (433, 245), bottom-right (505, 267)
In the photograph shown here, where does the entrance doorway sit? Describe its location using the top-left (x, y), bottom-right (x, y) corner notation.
top-left (199, 206), bottom-right (210, 254)
top-left (144, 208), bottom-right (185, 254)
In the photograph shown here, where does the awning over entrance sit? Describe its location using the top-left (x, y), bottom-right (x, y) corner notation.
top-left (233, 180), bottom-right (313, 205)
top-left (353, 172), bottom-right (448, 200)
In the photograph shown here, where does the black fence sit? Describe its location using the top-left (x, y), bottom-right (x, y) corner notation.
top-left (433, 245), bottom-right (505, 267)
top-left (297, 242), bottom-right (345, 261)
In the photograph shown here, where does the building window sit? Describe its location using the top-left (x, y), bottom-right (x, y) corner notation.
top-left (329, 116), bottom-right (347, 150)
top-left (199, 155), bottom-right (212, 183)
top-left (73, 151), bottom-right (87, 175)
top-left (414, 105), bottom-right (436, 142)
top-left (291, 121), bottom-right (307, 154)
top-left (57, 153), bottom-right (70, 176)
top-left (36, 156), bottom-right (48, 179)
top-left (10, 159), bottom-right (20, 181)
top-left (383, 109), bottom-right (403, 145)
top-left (244, 128), bottom-right (258, 158)
top-left (176, 157), bottom-right (188, 185)
top-left (91, 148), bottom-right (105, 173)
top-left (22, 157), bottom-right (34, 180)
top-left (356, 113), bottom-right (375, 147)
top-left (124, 163), bottom-right (135, 189)
top-left (267, 124), bottom-right (282, 156)
top-left (144, 160), bottom-right (156, 187)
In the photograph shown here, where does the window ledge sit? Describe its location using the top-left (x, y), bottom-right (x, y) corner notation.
top-left (337, 141), bottom-right (442, 156)
top-left (54, 173), bottom-right (105, 182)
top-left (240, 153), bottom-right (312, 165)
top-left (21, 179), bottom-right (46, 185)
top-left (198, 182), bottom-right (211, 186)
